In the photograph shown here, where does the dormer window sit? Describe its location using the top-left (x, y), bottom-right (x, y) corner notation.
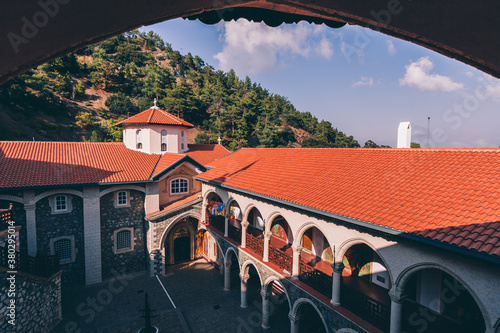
top-left (171, 178), bottom-right (189, 195)
top-left (136, 129), bottom-right (142, 150)
top-left (161, 130), bottom-right (167, 151)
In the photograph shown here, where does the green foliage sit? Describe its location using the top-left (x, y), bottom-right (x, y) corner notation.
top-left (194, 132), bottom-right (211, 144)
top-left (364, 140), bottom-right (390, 148)
top-left (411, 142), bottom-right (421, 148)
top-left (0, 30), bottom-right (362, 146)
top-left (105, 92), bottom-right (137, 115)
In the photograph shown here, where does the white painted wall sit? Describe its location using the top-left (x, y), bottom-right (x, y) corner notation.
top-left (397, 121), bottom-right (411, 148)
top-left (123, 125), bottom-right (189, 154)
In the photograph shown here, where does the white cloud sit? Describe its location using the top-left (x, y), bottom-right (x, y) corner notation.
top-left (465, 71), bottom-right (474, 78)
top-left (214, 20), bottom-right (334, 74)
top-left (479, 74), bottom-right (500, 99)
top-left (386, 40), bottom-right (396, 55)
top-left (399, 57), bottom-right (464, 92)
top-left (352, 77), bottom-right (373, 88)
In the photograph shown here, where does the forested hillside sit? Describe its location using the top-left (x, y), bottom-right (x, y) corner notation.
top-left (0, 30), bottom-right (375, 149)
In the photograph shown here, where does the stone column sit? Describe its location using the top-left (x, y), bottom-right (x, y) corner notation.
top-left (23, 190), bottom-right (36, 256)
top-left (261, 289), bottom-right (272, 329)
top-left (291, 244), bottom-right (303, 279)
top-left (224, 260), bottom-right (232, 291)
top-left (263, 231), bottom-right (272, 262)
top-left (240, 273), bottom-right (249, 308)
top-left (289, 313), bottom-right (300, 333)
top-left (389, 287), bottom-right (406, 333)
top-left (330, 262), bottom-right (345, 306)
top-left (241, 220), bottom-right (249, 248)
top-left (144, 182), bottom-right (159, 216)
top-left (224, 215), bottom-right (229, 237)
top-left (83, 186), bottom-right (102, 285)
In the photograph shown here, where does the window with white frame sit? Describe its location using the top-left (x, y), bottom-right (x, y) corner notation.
top-left (114, 228), bottom-right (134, 253)
top-left (54, 195), bottom-right (68, 212)
top-left (161, 130), bottom-right (167, 151)
top-left (50, 236), bottom-right (75, 263)
top-left (117, 191), bottom-right (128, 206)
top-left (170, 178), bottom-right (189, 195)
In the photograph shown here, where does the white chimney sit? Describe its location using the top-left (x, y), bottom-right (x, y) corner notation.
top-left (397, 122), bottom-right (411, 148)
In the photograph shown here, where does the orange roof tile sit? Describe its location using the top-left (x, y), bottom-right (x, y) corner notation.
top-left (186, 144), bottom-right (231, 166)
top-left (196, 148), bottom-right (500, 257)
top-left (117, 107), bottom-right (194, 127)
top-left (0, 141), bottom-right (160, 188)
top-left (146, 192), bottom-right (201, 219)
top-left (152, 153), bottom-right (186, 177)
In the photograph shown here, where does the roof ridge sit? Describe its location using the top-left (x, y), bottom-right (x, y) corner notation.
top-left (161, 108), bottom-right (182, 125)
top-left (147, 108), bottom-right (155, 123)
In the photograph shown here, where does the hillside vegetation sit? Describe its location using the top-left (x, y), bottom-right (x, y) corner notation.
top-left (0, 30), bottom-right (381, 149)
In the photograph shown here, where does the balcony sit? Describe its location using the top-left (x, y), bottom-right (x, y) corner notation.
top-left (208, 215), bottom-right (225, 234)
top-left (0, 204), bottom-right (13, 231)
top-left (298, 253), bottom-right (333, 298)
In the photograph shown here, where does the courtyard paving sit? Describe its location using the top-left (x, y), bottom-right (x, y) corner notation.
top-left (53, 260), bottom-right (290, 333)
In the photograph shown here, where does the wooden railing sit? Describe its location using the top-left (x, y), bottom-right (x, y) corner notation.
top-left (299, 261), bottom-right (333, 297)
top-left (340, 283), bottom-right (390, 331)
top-left (0, 204), bottom-right (13, 230)
top-left (402, 299), bottom-right (467, 333)
top-left (246, 232), bottom-right (264, 256)
top-left (0, 245), bottom-right (60, 278)
top-left (227, 224), bottom-right (241, 243)
top-left (209, 215), bottom-right (225, 234)
top-left (268, 244), bottom-right (293, 273)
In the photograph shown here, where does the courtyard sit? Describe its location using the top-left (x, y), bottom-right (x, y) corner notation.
top-left (53, 260), bottom-right (289, 333)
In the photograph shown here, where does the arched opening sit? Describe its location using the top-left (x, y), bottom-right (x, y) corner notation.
top-left (163, 216), bottom-right (197, 265)
top-left (227, 200), bottom-right (242, 244)
top-left (267, 215), bottom-right (294, 274)
top-left (205, 192), bottom-right (225, 234)
top-left (401, 268), bottom-right (486, 333)
top-left (242, 262), bottom-right (262, 309)
top-left (245, 207), bottom-right (264, 256)
top-left (264, 280), bottom-right (291, 331)
top-left (225, 249), bottom-right (240, 291)
top-left (340, 243), bottom-right (391, 331)
top-left (297, 225), bottom-right (333, 298)
top-left (294, 301), bottom-right (327, 333)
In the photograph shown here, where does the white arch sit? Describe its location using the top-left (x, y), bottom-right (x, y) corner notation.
top-left (34, 189), bottom-right (83, 202)
top-left (241, 259), bottom-right (263, 286)
top-left (225, 197), bottom-right (242, 217)
top-left (99, 185), bottom-right (146, 197)
top-left (0, 195), bottom-right (23, 204)
top-left (224, 246), bottom-right (239, 267)
top-left (290, 297), bottom-right (329, 333)
top-left (336, 237), bottom-right (394, 286)
top-left (159, 211), bottom-right (201, 249)
top-left (395, 262), bottom-right (492, 333)
top-left (264, 211), bottom-right (288, 234)
top-left (293, 221), bottom-right (335, 256)
top-left (263, 276), bottom-right (292, 310)
top-left (203, 189), bottom-right (227, 206)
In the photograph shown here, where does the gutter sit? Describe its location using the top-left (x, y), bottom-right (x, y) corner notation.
top-left (194, 178), bottom-right (500, 266)
top-left (0, 179), bottom-right (154, 191)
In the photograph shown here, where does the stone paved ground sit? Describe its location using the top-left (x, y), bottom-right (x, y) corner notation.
top-left (53, 260), bottom-right (290, 333)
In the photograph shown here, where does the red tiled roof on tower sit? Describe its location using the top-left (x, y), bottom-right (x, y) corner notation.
top-left (195, 148), bottom-right (500, 257)
top-left (117, 107), bottom-right (194, 127)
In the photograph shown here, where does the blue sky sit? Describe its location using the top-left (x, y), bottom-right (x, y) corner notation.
top-left (143, 18), bottom-right (500, 148)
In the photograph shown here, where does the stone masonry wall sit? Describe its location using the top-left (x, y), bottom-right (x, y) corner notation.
top-left (100, 190), bottom-right (146, 280)
top-left (36, 196), bottom-right (85, 285)
top-left (0, 270), bottom-right (62, 332)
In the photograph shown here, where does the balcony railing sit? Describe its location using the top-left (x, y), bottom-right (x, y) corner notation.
top-left (299, 261), bottom-right (333, 297)
top-left (268, 244), bottom-right (293, 273)
top-left (0, 245), bottom-right (60, 278)
top-left (227, 224), bottom-right (241, 243)
top-left (0, 204), bottom-right (13, 230)
top-left (246, 232), bottom-right (264, 256)
top-left (208, 215), bottom-right (225, 234)
top-left (340, 282), bottom-right (390, 331)
top-left (402, 299), bottom-right (471, 333)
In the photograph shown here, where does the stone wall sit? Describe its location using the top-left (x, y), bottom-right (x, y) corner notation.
top-left (0, 270), bottom-right (62, 332)
top-left (36, 196), bottom-right (85, 285)
top-left (100, 190), bottom-right (146, 280)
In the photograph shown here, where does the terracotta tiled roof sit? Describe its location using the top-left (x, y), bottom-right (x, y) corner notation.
top-left (0, 141), bottom-right (160, 188)
top-left (146, 192), bottom-right (202, 219)
top-left (186, 144), bottom-right (231, 166)
top-left (117, 107), bottom-right (194, 127)
top-left (152, 153), bottom-right (185, 177)
top-left (196, 148), bottom-right (500, 257)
